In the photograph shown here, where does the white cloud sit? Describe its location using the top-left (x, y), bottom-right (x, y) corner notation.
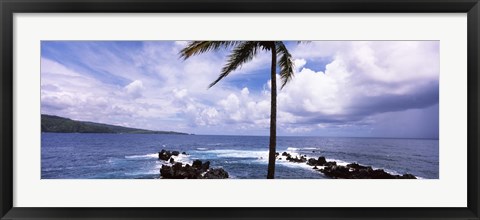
top-left (41, 41), bottom-right (439, 136)
top-left (241, 87), bottom-right (250, 96)
top-left (293, 58), bottom-right (307, 72)
top-left (124, 80), bottom-right (144, 98)
top-left (41, 58), bottom-right (178, 129)
top-left (174, 41), bottom-right (189, 47)
top-left (275, 41), bottom-right (439, 130)
top-left (173, 88), bottom-right (188, 99)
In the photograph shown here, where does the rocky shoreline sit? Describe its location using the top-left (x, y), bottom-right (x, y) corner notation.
top-left (157, 149), bottom-right (229, 179)
top-left (156, 149), bottom-right (416, 179)
top-left (277, 152), bottom-right (416, 179)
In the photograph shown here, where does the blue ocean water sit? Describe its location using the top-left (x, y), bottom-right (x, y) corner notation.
top-left (41, 133), bottom-right (439, 179)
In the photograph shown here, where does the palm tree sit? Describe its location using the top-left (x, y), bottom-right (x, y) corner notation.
top-left (180, 41), bottom-right (295, 179)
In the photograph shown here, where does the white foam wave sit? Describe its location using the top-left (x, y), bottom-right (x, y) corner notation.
top-left (196, 147), bottom-right (208, 151)
top-left (326, 158), bottom-right (349, 166)
top-left (171, 154), bottom-right (192, 164)
top-left (283, 147), bottom-right (317, 151)
top-left (317, 158), bottom-right (416, 177)
top-left (125, 168), bottom-right (160, 176)
top-left (207, 149), bottom-right (268, 159)
top-left (124, 152), bottom-right (191, 166)
top-left (125, 153), bottom-right (158, 159)
top-left (275, 153), bottom-right (351, 173)
top-left (373, 167), bottom-right (424, 179)
top-left (271, 151), bottom-right (410, 177)
top-left (149, 154), bottom-right (193, 175)
top-left (277, 159), bottom-right (317, 171)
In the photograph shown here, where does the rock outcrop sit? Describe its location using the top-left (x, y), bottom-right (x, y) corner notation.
top-left (280, 152), bottom-right (308, 163)
top-left (321, 163), bottom-right (416, 179)
top-left (158, 150), bottom-right (229, 179)
top-left (203, 168), bottom-right (229, 179)
top-left (158, 149), bottom-right (174, 161)
top-left (307, 157), bottom-right (327, 166)
top-left (276, 151), bottom-right (416, 179)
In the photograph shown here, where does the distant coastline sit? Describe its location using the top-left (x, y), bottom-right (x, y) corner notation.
top-left (41, 114), bottom-right (189, 135)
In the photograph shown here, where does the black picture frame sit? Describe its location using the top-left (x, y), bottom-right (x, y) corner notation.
top-left (1, 0), bottom-right (479, 219)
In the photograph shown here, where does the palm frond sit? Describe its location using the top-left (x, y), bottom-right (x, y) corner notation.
top-left (258, 41), bottom-right (275, 51)
top-left (209, 41), bottom-right (261, 88)
top-left (179, 41), bottom-right (241, 60)
top-left (275, 41), bottom-right (295, 89)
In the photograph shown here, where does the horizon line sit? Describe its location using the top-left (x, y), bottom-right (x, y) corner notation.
top-left (41, 114), bottom-right (439, 140)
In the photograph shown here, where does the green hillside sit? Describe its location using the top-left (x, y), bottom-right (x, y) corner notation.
top-left (41, 114), bottom-right (188, 135)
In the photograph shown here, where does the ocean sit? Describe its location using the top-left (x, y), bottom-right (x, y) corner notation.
top-left (41, 133), bottom-right (439, 179)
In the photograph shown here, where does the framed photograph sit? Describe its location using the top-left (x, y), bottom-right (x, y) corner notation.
top-left (1, 0), bottom-right (479, 219)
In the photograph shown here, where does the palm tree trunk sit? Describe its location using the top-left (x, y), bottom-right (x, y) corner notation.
top-left (267, 45), bottom-right (277, 179)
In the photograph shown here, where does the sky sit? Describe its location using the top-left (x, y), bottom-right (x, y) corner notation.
top-left (40, 41), bottom-right (439, 139)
